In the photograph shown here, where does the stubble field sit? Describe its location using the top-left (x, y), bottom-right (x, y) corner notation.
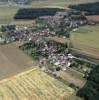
top-left (0, 68), bottom-right (74, 100)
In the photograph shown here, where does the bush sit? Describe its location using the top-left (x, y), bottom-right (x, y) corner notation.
top-left (69, 83), bottom-right (77, 90)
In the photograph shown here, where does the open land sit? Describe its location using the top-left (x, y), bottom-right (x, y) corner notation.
top-left (86, 15), bottom-right (99, 22)
top-left (0, 43), bottom-right (33, 80)
top-left (71, 25), bottom-right (99, 59)
top-left (0, 68), bottom-right (74, 100)
top-left (57, 68), bottom-right (86, 88)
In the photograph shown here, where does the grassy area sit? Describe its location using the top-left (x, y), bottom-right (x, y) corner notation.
top-left (0, 6), bottom-right (18, 21)
top-left (71, 25), bottom-right (99, 58)
top-left (0, 68), bottom-right (74, 100)
top-left (45, 36), bottom-right (69, 44)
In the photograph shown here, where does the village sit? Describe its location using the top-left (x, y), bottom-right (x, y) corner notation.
top-left (0, 9), bottom-right (97, 79)
top-left (0, 9), bottom-right (95, 44)
top-left (0, 0), bottom-right (99, 99)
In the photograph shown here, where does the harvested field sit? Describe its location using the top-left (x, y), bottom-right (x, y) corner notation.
top-left (86, 15), bottom-right (99, 22)
top-left (71, 25), bottom-right (99, 59)
top-left (57, 69), bottom-right (86, 88)
top-left (0, 43), bottom-right (33, 80)
top-left (0, 68), bottom-right (74, 100)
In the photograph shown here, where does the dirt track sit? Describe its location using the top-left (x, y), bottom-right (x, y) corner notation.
top-left (0, 43), bottom-right (33, 80)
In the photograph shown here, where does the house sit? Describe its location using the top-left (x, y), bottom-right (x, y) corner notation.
top-left (0, 37), bottom-right (5, 43)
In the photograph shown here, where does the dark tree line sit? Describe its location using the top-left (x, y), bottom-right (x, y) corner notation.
top-left (69, 2), bottom-right (99, 15)
top-left (14, 8), bottom-right (64, 19)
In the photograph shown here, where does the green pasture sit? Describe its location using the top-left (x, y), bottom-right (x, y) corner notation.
top-left (71, 25), bottom-right (99, 58)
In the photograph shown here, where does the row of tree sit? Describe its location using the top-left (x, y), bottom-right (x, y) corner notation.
top-left (69, 2), bottom-right (99, 15)
top-left (14, 8), bottom-right (64, 19)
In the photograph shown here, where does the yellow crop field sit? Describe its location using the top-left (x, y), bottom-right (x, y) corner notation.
top-left (0, 68), bottom-right (74, 100)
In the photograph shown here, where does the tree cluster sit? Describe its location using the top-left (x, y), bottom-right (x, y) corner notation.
top-left (69, 2), bottom-right (99, 15)
top-left (14, 8), bottom-right (64, 19)
top-left (77, 65), bottom-right (99, 100)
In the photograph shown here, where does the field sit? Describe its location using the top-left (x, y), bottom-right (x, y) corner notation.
top-left (0, 0), bottom-right (98, 21)
top-left (86, 15), bottom-right (99, 22)
top-left (0, 43), bottom-right (33, 80)
top-left (30, 0), bottom-right (98, 8)
top-left (0, 6), bottom-right (18, 21)
top-left (57, 69), bottom-right (86, 88)
top-left (71, 25), bottom-right (99, 59)
top-left (0, 68), bottom-right (74, 100)
top-left (45, 36), bottom-right (69, 44)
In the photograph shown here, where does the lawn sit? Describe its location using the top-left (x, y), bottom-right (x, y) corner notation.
top-left (0, 68), bottom-right (74, 100)
top-left (71, 25), bottom-right (99, 58)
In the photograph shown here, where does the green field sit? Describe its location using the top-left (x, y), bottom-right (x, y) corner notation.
top-left (71, 25), bottom-right (99, 58)
top-left (31, 0), bottom-right (98, 8)
top-left (0, 6), bottom-right (18, 21)
top-left (45, 36), bottom-right (69, 44)
top-left (0, 68), bottom-right (74, 100)
top-left (0, 0), bottom-right (98, 21)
